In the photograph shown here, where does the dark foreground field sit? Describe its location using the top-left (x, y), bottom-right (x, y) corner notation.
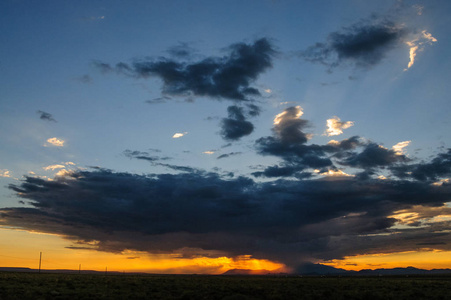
top-left (1, 272), bottom-right (450, 300)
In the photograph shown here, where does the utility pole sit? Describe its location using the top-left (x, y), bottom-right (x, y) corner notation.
top-left (105, 266), bottom-right (107, 276)
top-left (79, 264), bottom-right (81, 274)
top-left (38, 252), bottom-right (42, 274)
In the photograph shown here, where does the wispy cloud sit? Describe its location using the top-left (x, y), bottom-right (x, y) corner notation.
top-left (404, 30), bottom-right (437, 71)
top-left (73, 74), bottom-right (92, 84)
top-left (217, 152), bottom-right (242, 160)
top-left (43, 164), bottom-right (66, 171)
top-left (123, 150), bottom-right (171, 162)
top-left (81, 16), bottom-right (105, 21)
top-left (37, 110), bottom-right (56, 122)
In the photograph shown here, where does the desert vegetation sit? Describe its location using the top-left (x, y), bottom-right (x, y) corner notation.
top-left (0, 272), bottom-right (450, 299)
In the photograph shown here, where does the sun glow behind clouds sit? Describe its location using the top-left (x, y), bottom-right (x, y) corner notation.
top-left (0, 228), bottom-right (284, 274)
top-left (273, 105), bottom-right (303, 125)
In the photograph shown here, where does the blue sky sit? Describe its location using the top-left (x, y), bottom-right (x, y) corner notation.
top-left (1, 0), bottom-right (451, 272)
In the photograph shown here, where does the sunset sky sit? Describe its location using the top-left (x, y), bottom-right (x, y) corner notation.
top-left (1, 0), bottom-right (451, 274)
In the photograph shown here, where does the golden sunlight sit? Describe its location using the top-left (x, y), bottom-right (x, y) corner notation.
top-left (0, 228), bottom-right (284, 274)
top-left (323, 250), bottom-right (451, 271)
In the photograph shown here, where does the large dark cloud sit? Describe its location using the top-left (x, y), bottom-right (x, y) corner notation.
top-left (4, 107), bottom-right (451, 270)
top-left (2, 168), bottom-right (451, 269)
top-left (391, 149), bottom-right (451, 181)
top-left (337, 142), bottom-right (410, 169)
top-left (301, 19), bottom-right (405, 70)
top-left (97, 38), bottom-right (275, 101)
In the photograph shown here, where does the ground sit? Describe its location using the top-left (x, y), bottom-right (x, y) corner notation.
top-left (0, 272), bottom-right (450, 299)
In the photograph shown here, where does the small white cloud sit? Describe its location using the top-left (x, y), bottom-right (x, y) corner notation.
top-left (65, 162), bottom-right (76, 165)
top-left (43, 164), bottom-right (66, 171)
top-left (172, 132), bottom-right (188, 139)
top-left (325, 116), bottom-right (354, 136)
top-left (0, 169), bottom-right (11, 178)
top-left (392, 141), bottom-right (411, 155)
top-left (203, 151), bottom-right (215, 155)
top-left (45, 137), bottom-right (65, 147)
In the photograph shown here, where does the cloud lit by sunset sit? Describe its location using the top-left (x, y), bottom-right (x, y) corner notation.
top-left (1, 1), bottom-right (450, 275)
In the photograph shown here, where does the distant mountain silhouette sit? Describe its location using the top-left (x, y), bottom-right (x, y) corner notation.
top-left (294, 263), bottom-right (451, 276)
top-left (222, 264), bottom-right (451, 276)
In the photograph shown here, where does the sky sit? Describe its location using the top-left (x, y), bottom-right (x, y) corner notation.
top-left (1, 0), bottom-right (451, 274)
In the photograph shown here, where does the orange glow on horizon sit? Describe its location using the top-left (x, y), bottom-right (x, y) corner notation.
top-left (2, 227), bottom-right (451, 274)
top-left (0, 228), bottom-right (284, 274)
top-left (323, 250), bottom-right (451, 271)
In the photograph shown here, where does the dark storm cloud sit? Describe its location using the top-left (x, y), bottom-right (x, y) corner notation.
top-left (337, 142), bottom-right (410, 169)
top-left (256, 137), bottom-right (332, 170)
top-left (301, 19), bottom-right (405, 70)
top-left (251, 165), bottom-right (310, 178)
top-left (3, 169), bottom-right (451, 269)
top-left (391, 149), bottom-right (451, 181)
top-left (37, 110), bottom-right (56, 122)
top-left (97, 38), bottom-right (275, 101)
top-left (220, 106), bottom-right (255, 141)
